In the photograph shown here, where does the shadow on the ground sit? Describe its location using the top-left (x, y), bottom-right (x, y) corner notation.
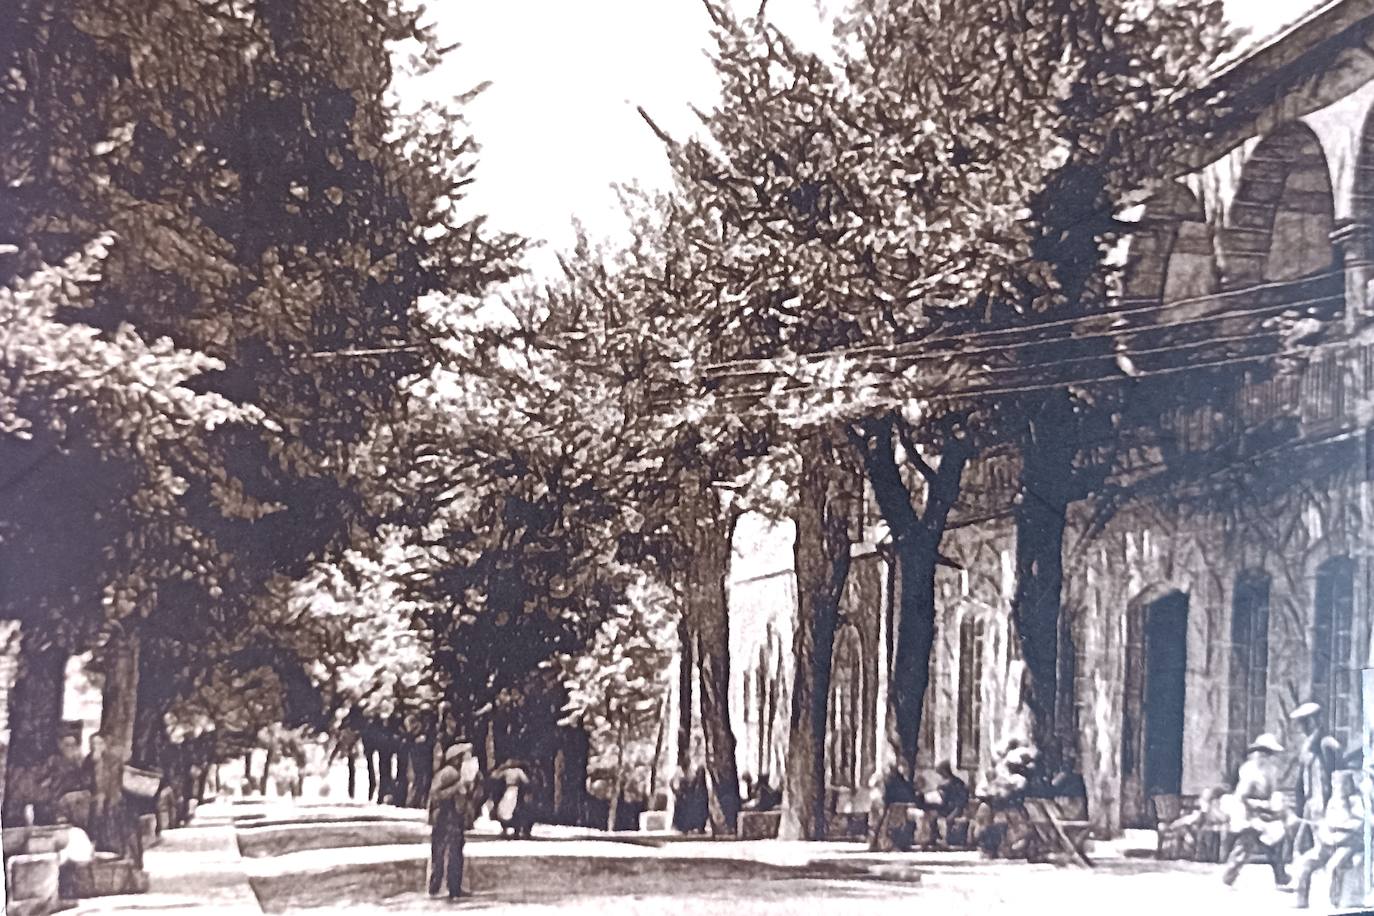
top-left (248, 854), bottom-right (924, 914)
top-left (238, 821), bottom-right (433, 857)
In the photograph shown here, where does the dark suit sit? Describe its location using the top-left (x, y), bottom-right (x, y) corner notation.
top-left (429, 799), bottom-right (466, 897)
top-left (429, 762), bottom-right (482, 898)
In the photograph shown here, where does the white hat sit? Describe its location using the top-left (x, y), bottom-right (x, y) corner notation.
top-left (1248, 733), bottom-right (1284, 754)
top-left (1289, 702), bottom-right (1321, 720)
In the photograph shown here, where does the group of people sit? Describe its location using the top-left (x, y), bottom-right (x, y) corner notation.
top-left (423, 739), bottom-right (539, 898)
top-left (1170, 700), bottom-right (1366, 909)
top-left (33, 730), bottom-right (144, 865)
top-left (869, 759), bottom-right (972, 852)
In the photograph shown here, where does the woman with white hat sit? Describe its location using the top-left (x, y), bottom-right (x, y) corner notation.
top-left (1221, 733), bottom-right (1292, 888)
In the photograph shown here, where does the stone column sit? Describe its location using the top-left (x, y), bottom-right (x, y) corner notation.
top-left (1330, 220), bottom-right (1373, 333)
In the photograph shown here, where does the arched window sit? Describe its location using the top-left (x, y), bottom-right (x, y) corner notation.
top-left (828, 626), bottom-right (863, 788)
top-left (1223, 123), bottom-right (1336, 287)
top-left (1227, 570), bottom-right (1271, 773)
top-left (1313, 557), bottom-right (1356, 748)
top-left (957, 615), bottom-right (986, 771)
top-left (1122, 183), bottom-right (1216, 304)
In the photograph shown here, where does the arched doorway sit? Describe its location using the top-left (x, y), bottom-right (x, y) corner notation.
top-left (1122, 589), bottom-right (1190, 827)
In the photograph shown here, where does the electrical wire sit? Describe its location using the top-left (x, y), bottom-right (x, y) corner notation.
top-left (669, 334), bottom-right (1369, 420)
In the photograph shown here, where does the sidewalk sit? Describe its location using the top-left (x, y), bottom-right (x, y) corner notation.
top-left (69, 816), bottom-right (261, 916)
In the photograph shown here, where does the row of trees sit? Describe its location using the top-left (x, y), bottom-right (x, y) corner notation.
top-left (0, 0), bottom-right (519, 815)
top-left (8, 0), bottom-right (1299, 848)
top-left (480, 0), bottom-right (1236, 840)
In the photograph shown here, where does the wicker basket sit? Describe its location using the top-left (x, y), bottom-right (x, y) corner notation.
top-left (122, 765), bottom-right (162, 799)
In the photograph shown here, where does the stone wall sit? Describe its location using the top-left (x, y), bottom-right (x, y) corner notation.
top-left (924, 447), bottom-right (1370, 836)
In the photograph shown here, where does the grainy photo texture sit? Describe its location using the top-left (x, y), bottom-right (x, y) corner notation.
top-left (1, 0), bottom-right (1372, 914)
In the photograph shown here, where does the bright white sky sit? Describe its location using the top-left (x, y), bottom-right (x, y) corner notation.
top-left (409, 0), bottom-right (1322, 276)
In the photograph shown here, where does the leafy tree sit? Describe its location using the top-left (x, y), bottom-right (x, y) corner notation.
top-left (0, 240), bottom-right (263, 769)
top-left (1, 0), bottom-right (519, 767)
top-left (562, 573), bottom-right (678, 831)
top-left (646, 0), bottom-right (1230, 828)
top-left (380, 200), bottom-right (758, 830)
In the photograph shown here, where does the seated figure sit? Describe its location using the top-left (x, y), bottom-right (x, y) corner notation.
top-left (916, 761), bottom-right (971, 849)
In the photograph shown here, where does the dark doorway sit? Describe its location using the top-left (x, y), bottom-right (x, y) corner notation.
top-left (1142, 592), bottom-right (1189, 797)
top-left (1122, 588), bottom-right (1190, 827)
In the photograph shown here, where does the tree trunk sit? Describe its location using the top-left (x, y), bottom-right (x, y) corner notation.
top-left (676, 616), bottom-right (694, 774)
top-left (0, 621), bottom-right (26, 830)
top-left (609, 719), bottom-right (625, 832)
top-left (650, 695), bottom-right (667, 800)
top-left (781, 439), bottom-right (856, 841)
top-left (8, 635), bottom-right (67, 769)
top-left (1010, 394), bottom-right (1077, 774)
top-left (887, 535), bottom-right (944, 770)
top-left (852, 417), bottom-right (971, 772)
top-left (99, 629), bottom-right (140, 760)
top-left (131, 647), bottom-right (175, 771)
top-left (683, 474), bottom-right (741, 836)
top-left (755, 645), bottom-right (768, 779)
top-left (766, 642), bottom-right (781, 777)
top-left (261, 746), bottom-right (276, 796)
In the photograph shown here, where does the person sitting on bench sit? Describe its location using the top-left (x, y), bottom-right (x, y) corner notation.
top-left (917, 761), bottom-right (970, 849)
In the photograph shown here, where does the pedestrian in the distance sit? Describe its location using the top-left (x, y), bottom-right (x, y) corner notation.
top-left (429, 741), bottom-right (482, 900)
top-left (491, 760), bottom-right (533, 839)
top-left (329, 722), bottom-right (361, 800)
top-left (917, 761), bottom-right (970, 849)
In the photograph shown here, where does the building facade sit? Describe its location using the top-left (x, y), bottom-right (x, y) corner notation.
top-left (716, 0), bottom-right (1374, 837)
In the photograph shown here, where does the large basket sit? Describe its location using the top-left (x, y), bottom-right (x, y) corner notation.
top-left (122, 765), bottom-right (162, 799)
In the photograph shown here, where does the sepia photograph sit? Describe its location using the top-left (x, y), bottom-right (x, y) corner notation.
top-left (1, 0), bottom-right (1373, 913)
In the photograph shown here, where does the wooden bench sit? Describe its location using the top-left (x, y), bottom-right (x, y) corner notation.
top-left (738, 810), bottom-right (781, 840)
top-left (825, 812), bottom-right (870, 841)
top-left (1023, 798), bottom-right (1092, 867)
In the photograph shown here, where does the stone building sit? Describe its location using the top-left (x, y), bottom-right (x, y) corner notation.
top-left (716, 0), bottom-right (1374, 837)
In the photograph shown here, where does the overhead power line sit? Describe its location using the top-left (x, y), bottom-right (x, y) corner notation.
top-left (676, 333), bottom-right (1367, 422)
top-left (703, 270), bottom-right (1346, 379)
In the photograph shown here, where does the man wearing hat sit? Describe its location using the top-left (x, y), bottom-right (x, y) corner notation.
top-left (1221, 733), bottom-right (1291, 888)
top-left (1289, 701), bottom-right (1341, 856)
top-left (428, 740), bottom-right (482, 899)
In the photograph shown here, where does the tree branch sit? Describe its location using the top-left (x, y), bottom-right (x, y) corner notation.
top-left (893, 412), bottom-right (937, 485)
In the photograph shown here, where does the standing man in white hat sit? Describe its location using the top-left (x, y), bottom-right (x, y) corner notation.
top-left (428, 740), bottom-right (482, 899)
top-left (1289, 701), bottom-right (1340, 856)
top-left (1221, 733), bottom-right (1291, 888)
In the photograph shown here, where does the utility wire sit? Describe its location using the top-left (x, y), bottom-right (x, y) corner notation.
top-left (705, 291), bottom-right (1342, 382)
top-left (674, 334), bottom-right (1368, 421)
top-left (703, 277), bottom-right (1346, 378)
top-left (706, 322), bottom-right (1311, 407)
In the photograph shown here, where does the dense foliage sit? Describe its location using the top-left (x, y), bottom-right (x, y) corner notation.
top-left (0, 0), bottom-right (519, 768)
